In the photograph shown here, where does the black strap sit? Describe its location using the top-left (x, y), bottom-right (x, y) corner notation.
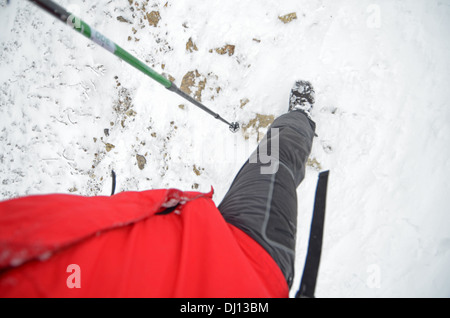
top-left (111, 170), bottom-right (116, 196)
top-left (296, 170), bottom-right (330, 298)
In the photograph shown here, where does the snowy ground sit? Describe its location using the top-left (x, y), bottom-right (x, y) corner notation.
top-left (1, 0), bottom-right (450, 298)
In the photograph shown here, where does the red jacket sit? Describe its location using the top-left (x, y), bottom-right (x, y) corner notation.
top-left (0, 188), bottom-right (288, 297)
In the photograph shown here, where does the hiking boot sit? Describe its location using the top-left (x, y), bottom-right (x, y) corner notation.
top-left (288, 80), bottom-right (315, 116)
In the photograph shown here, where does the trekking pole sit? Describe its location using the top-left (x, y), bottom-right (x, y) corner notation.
top-left (27, 0), bottom-right (240, 133)
top-left (296, 170), bottom-right (329, 298)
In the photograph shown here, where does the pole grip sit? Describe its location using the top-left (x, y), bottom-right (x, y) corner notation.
top-left (28, 0), bottom-right (70, 23)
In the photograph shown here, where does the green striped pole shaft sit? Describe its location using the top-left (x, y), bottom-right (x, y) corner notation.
top-left (27, 0), bottom-right (240, 132)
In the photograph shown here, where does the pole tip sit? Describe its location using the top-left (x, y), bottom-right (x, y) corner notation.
top-left (229, 122), bottom-right (240, 133)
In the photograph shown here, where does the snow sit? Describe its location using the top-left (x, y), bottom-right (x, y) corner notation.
top-left (1, 0), bottom-right (450, 298)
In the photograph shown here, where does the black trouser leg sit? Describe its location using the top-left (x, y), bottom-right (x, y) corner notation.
top-left (218, 111), bottom-right (316, 287)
